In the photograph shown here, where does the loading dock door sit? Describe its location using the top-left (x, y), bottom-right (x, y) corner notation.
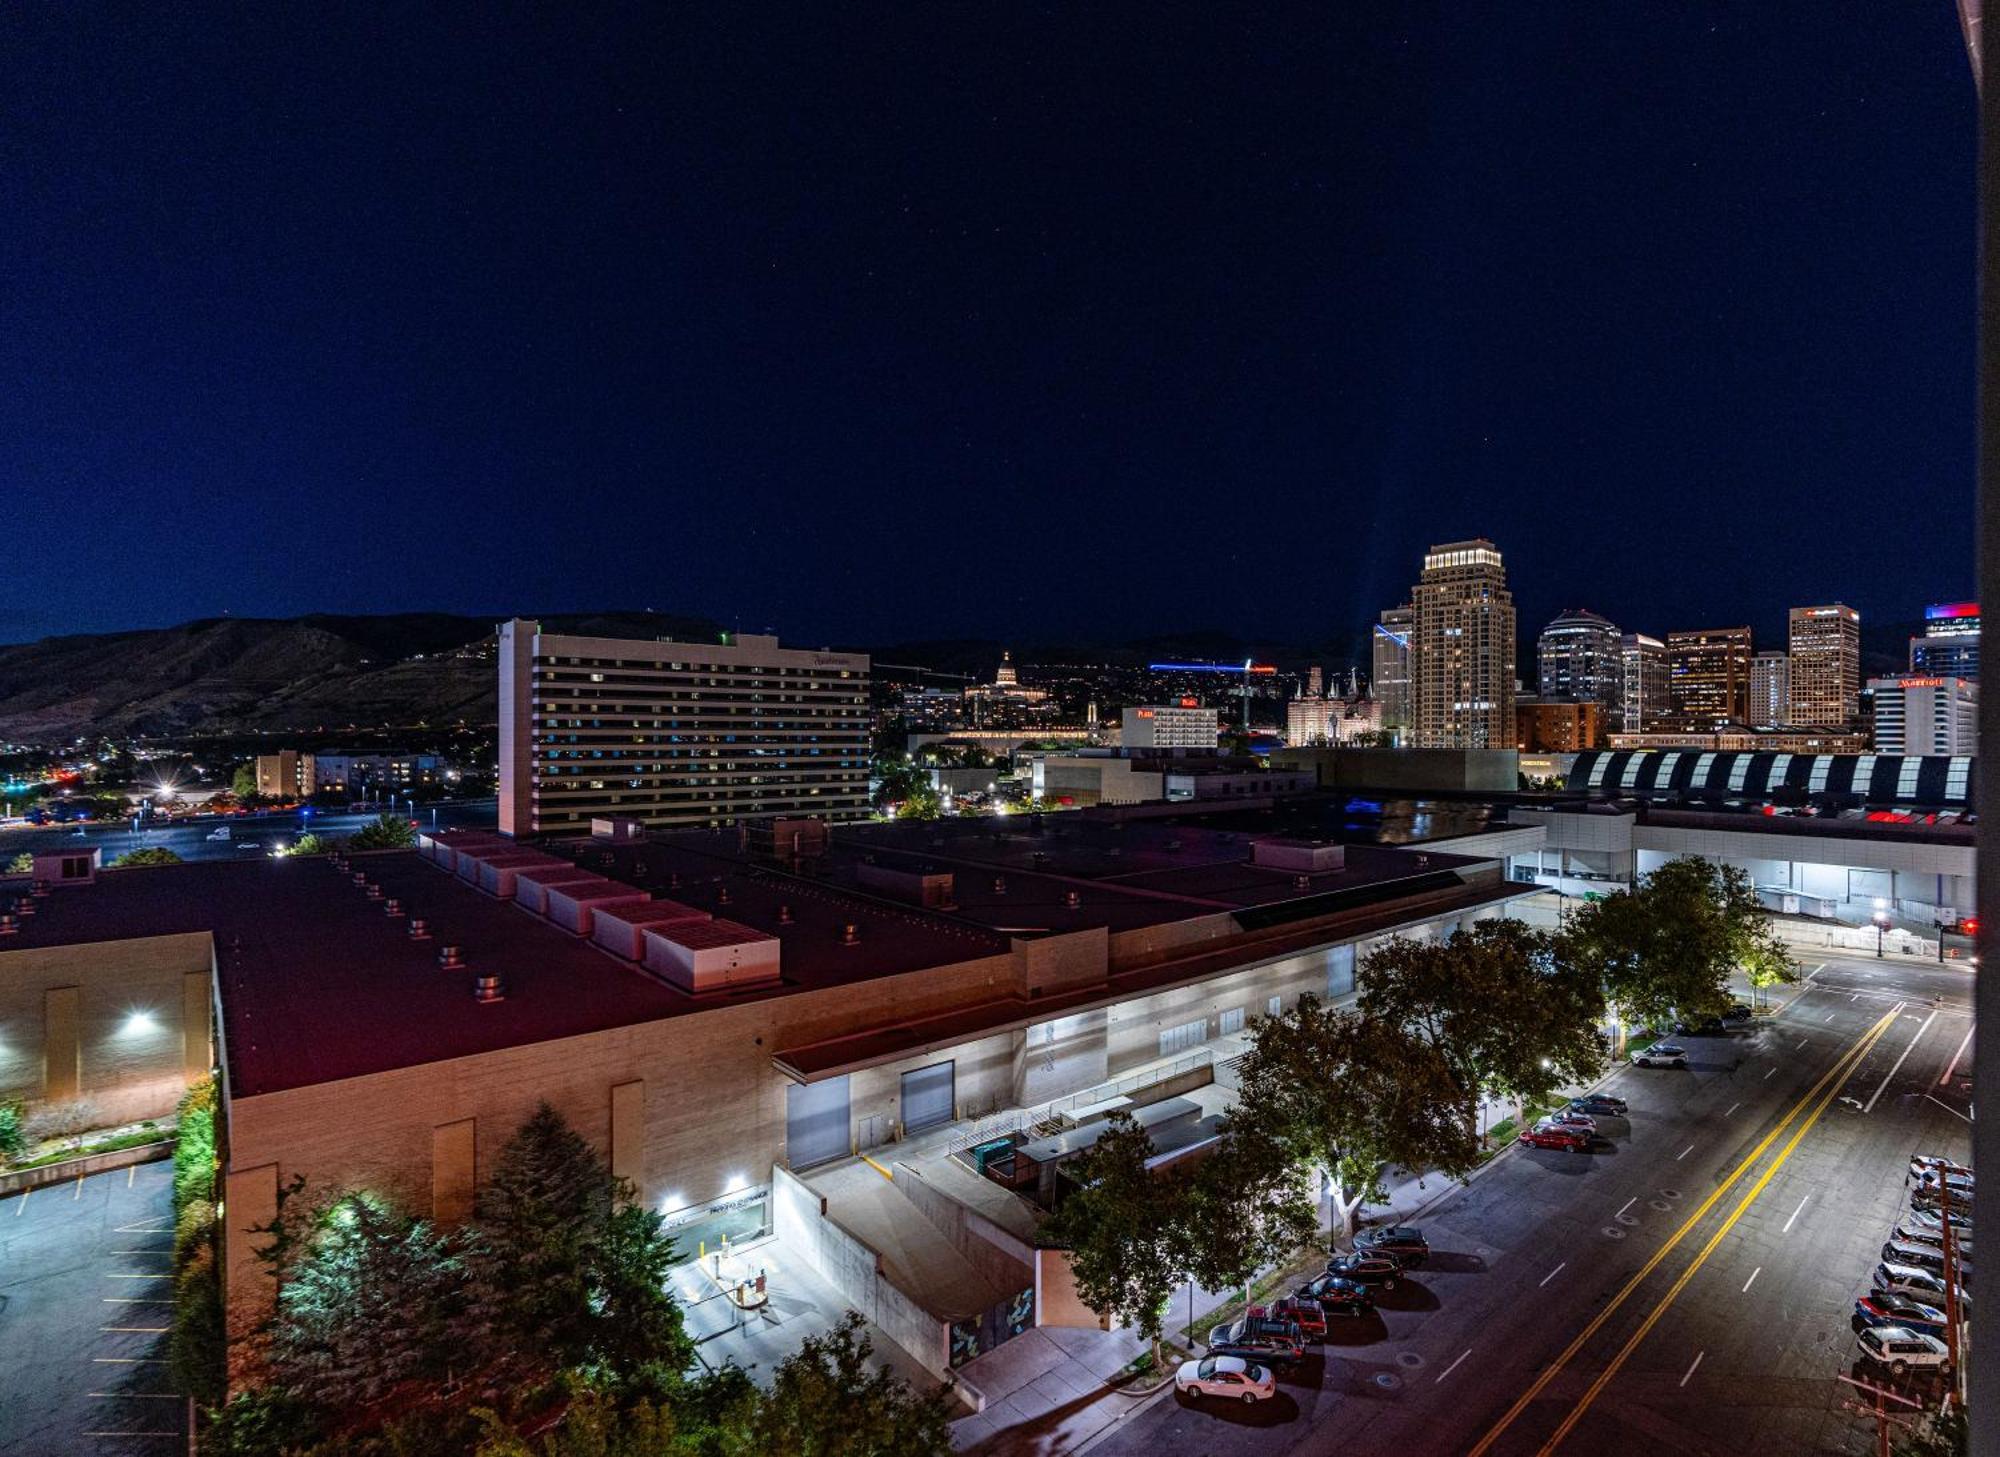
top-left (900, 1060), bottom-right (956, 1134)
top-left (787, 1075), bottom-right (851, 1170)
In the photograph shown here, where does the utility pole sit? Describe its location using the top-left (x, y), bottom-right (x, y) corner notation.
top-left (1941, 1174), bottom-right (1964, 1409)
top-left (1835, 1372), bottom-right (1920, 1457)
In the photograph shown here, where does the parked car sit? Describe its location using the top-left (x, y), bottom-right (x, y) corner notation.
top-left (1295, 1273), bottom-right (1374, 1317)
top-left (1856, 1324), bottom-right (1952, 1377)
top-left (1853, 1293), bottom-right (1950, 1339)
top-left (1914, 1168), bottom-right (1976, 1201)
top-left (1519, 1122), bottom-right (1591, 1153)
top-left (1911, 1155), bottom-right (1972, 1183)
top-left (1875, 1260), bottom-right (1971, 1311)
top-left (1176, 1355), bottom-right (1276, 1404)
top-left (1569, 1093), bottom-right (1628, 1116)
top-left (1324, 1252), bottom-right (1404, 1289)
top-left (1630, 1043), bottom-right (1689, 1069)
top-left (1259, 1297), bottom-right (1327, 1340)
top-left (1893, 1219), bottom-right (1973, 1262)
top-left (1354, 1226), bottom-right (1430, 1267)
top-left (1672, 1016), bottom-right (1727, 1037)
top-left (1913, 1184), bottom-right (1975, 1216)
top-left (1883, 1239), bottom-right (1970, 1279)
top-left (1901, 1205), bottom-right (1974, 1239)
top-left (1207, 1317), bottom-right (1304, 1366)
top-left (1545, 1109), bottom-right (1597, 1133)
top-left (1721, 1003), bottom-right (1754, 1023)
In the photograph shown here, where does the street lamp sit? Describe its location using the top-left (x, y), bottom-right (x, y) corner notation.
top-left (1873, 910), bottom-right (1891, 959)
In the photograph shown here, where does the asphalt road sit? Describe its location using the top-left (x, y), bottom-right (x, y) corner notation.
top-left (0, 798), bottom-right (498, 864)
top-left (0, 1161), bottom-right (186, 1457)
top-left (1087, 954), bottom-right (1974, 1457)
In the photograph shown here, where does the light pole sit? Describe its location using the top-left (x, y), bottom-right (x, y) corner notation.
top-left (1873, 910), bottom-right (1890, 959)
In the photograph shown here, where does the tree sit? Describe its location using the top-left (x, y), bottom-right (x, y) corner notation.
top-left (1358, 920), bottom-right (1606, 1137)
top-left (267, 1193), bottom-right (499, 1409)
top-left (348, 812), bottom-right (416, 850)
top-left (231, 764), bottom-right (260, 799)
top-left (1562, 857), bottom-right (1790, 1033)
top-left (1894, 1407), bottom-right (1968, 1457)
top-left (1346, 730), bottom-right (1395, 748)
top-left (5, 852), bottom-right (31, 875)
top-left (754, 1311), bottom-right (953, 1457)
top-left (1235, 996), bottom-right (1479, 1236)
top-left (1176, 1117), bottom-right (1316, 1292)
top-left (895, 784), bottom-right (943, 820)
top-left (870, 761), bottom-right (928, 813)
top-left (1037, 1114), bottom-right (1186, 1366)
top-left (0, 1101), bottom-right (24, 1163)
top-left (109, 847), bottom-right (185, 868)
top-left (477, 1102), bottom-right (690, 1384)
top-left (479, 1103), bottom-right (616, 1368)
top-left (286, 831), bottom-right (329, 857)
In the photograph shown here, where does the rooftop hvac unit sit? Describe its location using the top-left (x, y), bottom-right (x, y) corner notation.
top-left (472, 973), bottom-right (506, 1003)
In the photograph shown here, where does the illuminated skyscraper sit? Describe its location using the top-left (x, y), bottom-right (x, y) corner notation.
top-left (1407, 539), bottom-right (1516, 749)
top-left (1749, 652), bottom-right (1790, 726)
top-left (1618, 633), bottom-right (1669, 732)
top-left (1537, 609), bottom-right (1622, 720)
top-left (1788, 603), bottom-right (1861, 726)
top-left (1372, 605), bottom-right (1414, 736)
top-left (1666, 627), bottom-right (1753, 730)
top-left (1911, 602), bottom-right (1981, 681)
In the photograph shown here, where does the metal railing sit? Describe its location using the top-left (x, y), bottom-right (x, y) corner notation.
top-left (944, 1049), bottom-right (1215, 1163)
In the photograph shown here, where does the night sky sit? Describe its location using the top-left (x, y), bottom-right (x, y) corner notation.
top-left (2, 6), bottom-right (1977, 653)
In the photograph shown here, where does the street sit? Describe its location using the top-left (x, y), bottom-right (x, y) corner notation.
top-left (1083, 955), bottom-right (1973, 1457)
top-left (0, 798), bottom-right (498, 865)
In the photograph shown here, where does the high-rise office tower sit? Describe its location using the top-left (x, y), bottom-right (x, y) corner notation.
top-left (1749, 651), bottom-right (1791, 726)
top-left (1618, 633), bottom-right (1669, 732)
top-left (1788, 604), bottom-right (1861, 726)
top-left (497, 618), bottom-right (871, 836)
top-left (1537, 609), bottom-right (1622, 719)
top-left (1911, 602), bottom-right (1981, 680)
top-left (1408, 539), bottom-right (1516, 749)
top-left (1666, 627), bottom-right (1753, 730)
top-left (1373, 605), bottom-right (1414, 735)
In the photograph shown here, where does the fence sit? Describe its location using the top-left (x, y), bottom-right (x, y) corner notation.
top-left (943, 1049), bottom-right (1215, 1163)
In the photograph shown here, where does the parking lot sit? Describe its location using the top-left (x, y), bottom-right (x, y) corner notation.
top-left (1085, 954), bottom-right (1974, 1457)
top-left (0, 1161), bottom-right (187, 1456)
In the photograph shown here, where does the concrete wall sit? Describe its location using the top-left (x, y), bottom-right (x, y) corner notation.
top-left (772, 1164), bottom-right (950, 1376)
top-left (891, 1161), bottom-right (1034, 1298)
top-left (0, 931), bottom-right (212, 1126)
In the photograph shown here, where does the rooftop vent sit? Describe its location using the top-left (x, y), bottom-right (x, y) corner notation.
top-left (31, 879), bottom-right (49, 898)
top-left (384, 897), bottom-right (405, 918)
top-left (16, 897), bottom-right (35, 917)
top-left (352, 871), bottom-right (367, 886)
top-left (718, 886), bottom-right (731, 905)
top-left (843, 923), bottom-right (860, 946)
top-left (0, 913), bottom-right (17, 936)
top-left (778, 904), bottom-right (794, 924)
top-left (364, 881), bottom-right (383, 901)
top-left (1065, 890), bottom-right (1081, 909)
top-left (993, 876), bottom-right (1007, 895)
top-left (408, 917), bottom-right (431, 941)
top-left (473, 973), bottom-right (506, 1003)
top-left (438, 944), bottom-right (465, 971)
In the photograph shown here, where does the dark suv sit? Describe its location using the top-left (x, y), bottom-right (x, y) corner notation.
top-left (1296, 1273), bottom-right (1374, 1317)
top-left (1207, 1316), bottom-right (1305, 1365)
top-left (1354, 1226), bottom-right (1429, 1267)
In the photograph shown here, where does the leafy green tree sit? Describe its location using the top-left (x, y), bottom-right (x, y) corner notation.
top-left (1345, 730), bottom-right (1395, 748)
top-left (1037, 1114), bottom-right (1187, 1366)
top-left (1177, 1117), bottom-right (1316, 1292)
top-left (267, 1193), bottom-right (499, 1409)
top-left (591, 1201), bottom-right (695, 1387)
top-left (5, 852), bottom-right (31, 875)
top-left (895, 784), bottom-right (943, 820)
top-left (287, 831), bottom-right (330, 856)
top-left (1235, 996), bottom-right (1478, 1235)
top-left (1358, 919), bottom-right (1605, 1137)
top-left (753, 1311), bottom-right (953, 1457)
top-left (870, 761), bottom-right (928, 813)
top-left (0, 1101), bottom-right (23, 1163)
top-left (348, 812), bottom-right (416, 850)
top-left (231, 764), bottom-right (260, 799)
top-left (109, 847), bottom-right (185, 868)
top-left (1562, 857), bottom-right (1789, 1033)
top-left (1894, 1407), bottom-right (1967, 1457)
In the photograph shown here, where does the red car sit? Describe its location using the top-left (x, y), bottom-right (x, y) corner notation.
top-left (1519, 1122), bottom-right (1591, 1152)
top-left (1255, 1298), bottom-right (1327, 1340)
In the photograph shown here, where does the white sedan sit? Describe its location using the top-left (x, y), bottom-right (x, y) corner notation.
top-left (1176, 1354), bottom-right (1277, 1404)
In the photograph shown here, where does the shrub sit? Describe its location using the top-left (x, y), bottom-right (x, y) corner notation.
top-left (108, 847), bottom-right (186, 868)
top-left (175, 1196), bottom-right (216, 1271)
top-left (0, 1101), bottom-right (24, 1163)
top-left (169, 1242), bottom-right (227, 1407)
top-left (204, 1389), bottom-right (322, 1457)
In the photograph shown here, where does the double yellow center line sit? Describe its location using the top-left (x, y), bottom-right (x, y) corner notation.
top-left (1467, 1003), bottom-right (1903, 1457)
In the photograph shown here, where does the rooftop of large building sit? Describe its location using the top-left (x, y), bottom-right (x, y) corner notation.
top-left (0, 811), bottom-right (1504, 1099)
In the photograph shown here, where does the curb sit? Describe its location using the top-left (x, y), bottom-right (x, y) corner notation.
top-left (0, 1138), bottom-right (174, 1197)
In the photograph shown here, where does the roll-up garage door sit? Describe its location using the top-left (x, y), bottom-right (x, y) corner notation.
top-left (900, 1060), bottom-right (956, 1134)
top-left (787, 1075), bottom-right (851, 1170)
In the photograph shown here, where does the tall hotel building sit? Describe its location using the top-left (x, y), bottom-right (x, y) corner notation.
top-left (1665, 627), bottom-right (1752, 731)
top-left (1408, 539), bottom-right (1516, 749)
top-left (1749, 651), bottom-right (1791, 726)
top-left (498, 619), bottom-right (870, 836)
top-left (1787, 603), bottom-right (1861, 727)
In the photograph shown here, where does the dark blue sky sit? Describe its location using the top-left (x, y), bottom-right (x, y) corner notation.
top-left (1, 5), bottom-right (1977, 651)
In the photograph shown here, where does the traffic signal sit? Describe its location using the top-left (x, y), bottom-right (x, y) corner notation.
top-left (1959, 916), bottom-right (1979, 938)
